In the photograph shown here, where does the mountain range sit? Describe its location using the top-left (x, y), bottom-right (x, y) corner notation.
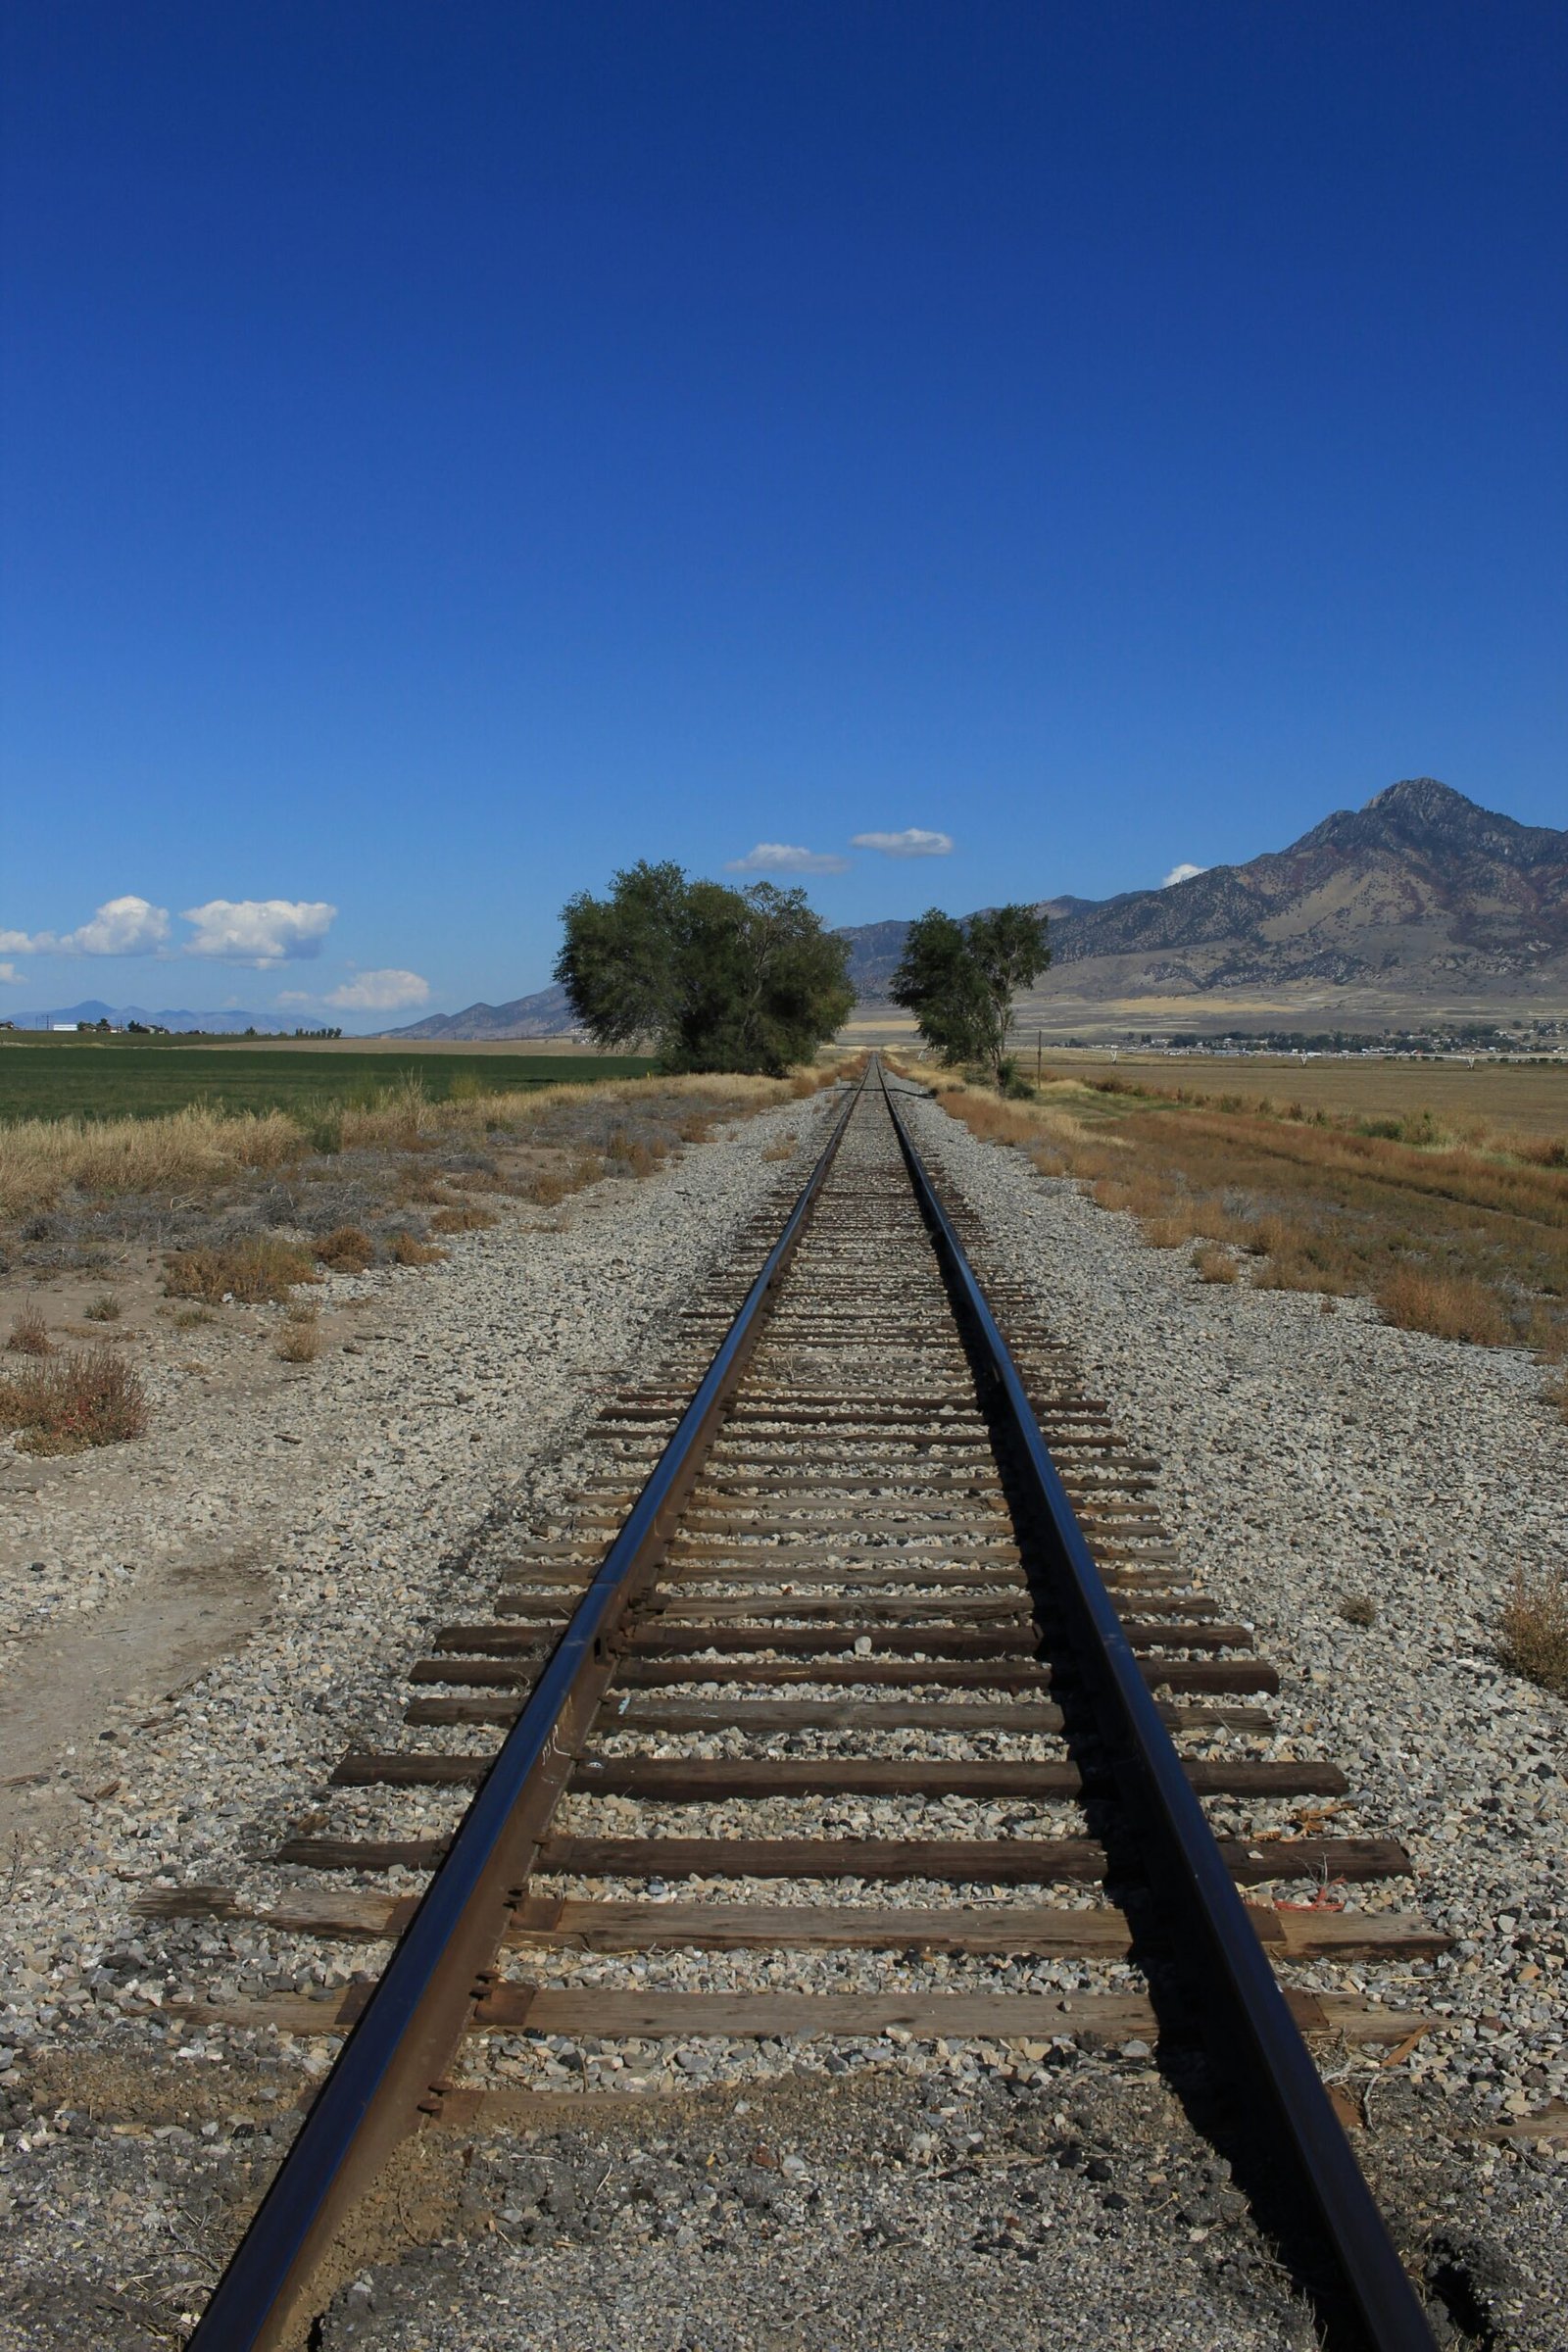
top-left (387, 780), bottom-right (1568, 1041)
top-left (4, 1000), bottom-right (281, 1034)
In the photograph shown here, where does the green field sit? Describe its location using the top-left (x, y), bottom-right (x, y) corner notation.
top-left (0, 1038), bottom-right (655, 1122)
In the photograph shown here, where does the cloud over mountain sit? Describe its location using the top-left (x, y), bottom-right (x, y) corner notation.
top-left (324, 968), bottom-right (431, 1011)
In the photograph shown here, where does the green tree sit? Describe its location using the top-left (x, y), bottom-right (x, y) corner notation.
top-left (891, 903), bottom-right (1050, 1084)
top-left (555, 860), bottom-right (854, 1075)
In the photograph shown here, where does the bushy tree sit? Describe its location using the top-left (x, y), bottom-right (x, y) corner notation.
top-left (891, 903), bottom-right (1050, 1084)
top-left (556, 860), bottom-right (854, 1075)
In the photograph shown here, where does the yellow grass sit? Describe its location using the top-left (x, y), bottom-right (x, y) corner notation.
top-left (908, 1059), bottom-right (1566, 1359)
top-left (0, 1068), bottom-right (830, 1225)
top-left (0, 1103), bottom-right (303, 1219)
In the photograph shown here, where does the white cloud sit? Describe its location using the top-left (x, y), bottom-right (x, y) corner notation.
top-left (180, 898), bottom-right (337, 963)
top-left (0, 961), bottom-right (19, 984)
top-left (66, 895), bottom-right (172, 954)
top-left (851, 828), bottom-right (954, 858)
top-left (1160, 862), bottom-right (1208, 888)
top-left (725, 844), bottom-right (852, 875)
top-left (324, 969), bottom-right (431, 1012)
top-left (0, 895), bottom-right (171, 956)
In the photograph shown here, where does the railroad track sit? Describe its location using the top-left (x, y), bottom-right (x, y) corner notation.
top-left (155, 1059), bottom-right (1444, 2348)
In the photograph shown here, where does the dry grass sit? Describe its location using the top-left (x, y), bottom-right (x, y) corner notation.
top-left (169, 1304), bottom-right (214, 1329)
top-left (165, 1236), bottom-right (320, 1305)
top-left (83, 1291), bottom-right (122, 1322)
top-left (7, 1302), bottom-right (54, 1353)
top-left (1192, 1243), bottom-right (1238, 1284)
top-left (607, 1129), bottom-right (667, 1180)
top-left (761, 1132), bottom-right (799, 1162)
top-left (523, 1157), bottom-right (603, 1208)
top-left (0, 1346), bottom-right (147, 1453)
top-left (275, 1303), bottom-right (322, 1362)
top-left (428, 1202), bottom-right (499, 1234)
top-left (1338, 1594), bottom-right (1378, 1628)
top-left (0, 1065), bottom-right (822, 1227)
top-left (918, 1060), bottom-right (1566, 1358)
top-left (1375, 1265), bottom-right (1510, 1347)
top-left (1498, 1567), bottom-right (1568, 1698)
top-left (0, 1102), bottom-right (304, 1220)
top-left (317, 1225), bottom-right (377, 1273)
top-left (385, 1230), bottom-right (447, 1267)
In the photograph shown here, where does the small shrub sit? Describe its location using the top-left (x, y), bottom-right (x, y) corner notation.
top-left (1192, 1243), bottom-right (1238, 1284)
top-left (1498, 1568), bottom-right (1568, 1697)
top-left (607, 1128), bottom-right (665, 1179)
top-left (1376, 1265), bottom-right (1509, 1348)
top-left (677, 1112), bottom-right (714, 1143)
top-left (83, 1291), bottom-right (122, 1322)
top-left (761, 1133), bottom-right (798, 1162)
top-left (165, 1236), bottom-right (320, 1305)
top-left (317, 1225), bottom-right (377, 1273)
top-left (171, 1305), bottom-right (214, 1329)
top-left (7, 1303), bottom-right (53, 1354)
top-left (0, 1346), bottom-right (148, 1454)
top-left (276, 1304), bottom-right (321, 1362)
top-left (429, 1203), bottom-right (498, 1234)
top-left (386, 1230), bottom-right (447, 1266)
top-left (300, 1108), bottom-right (344, 1154)
top-left (1338, 1594), bottom-right (1377, 1628)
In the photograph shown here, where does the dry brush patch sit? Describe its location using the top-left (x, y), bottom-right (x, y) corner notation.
top-left (1499, 1568), bottom-right (1568, 1699)
top-left (164, 1236), bottom-right (320, 1305)
top-left (316, 1225), bottom-right (377, 1273)
top-left (428, 1202), bottom-right (499, 1234)
top-left (7, 1301), bottom-right (54, 1354)
top-left (0, 1345), bottom-right (147, 1454)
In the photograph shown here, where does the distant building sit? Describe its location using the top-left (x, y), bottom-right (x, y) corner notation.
top-left (51, 1021), bottom-right (82, 1032)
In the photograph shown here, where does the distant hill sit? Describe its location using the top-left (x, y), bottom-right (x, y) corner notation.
top-left (386, 984), bottom-right (579, 1042)
top-left (841, 779), bottom-right (1568, 1018)
top-left (7, 1000), bottom-right (274, 1033)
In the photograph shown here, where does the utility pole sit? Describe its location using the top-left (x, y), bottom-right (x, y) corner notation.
top-left (1035, 1029), bottom-right (1042, 1089)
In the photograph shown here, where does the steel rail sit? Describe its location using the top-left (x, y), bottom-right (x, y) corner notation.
top-left (186, 1073), bottom-right (864, 2352)
top-left (876, 1061), bottom-right (1437, 2351)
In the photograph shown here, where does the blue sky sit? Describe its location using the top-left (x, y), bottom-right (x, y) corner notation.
top-left (3, 3), bottom-right (1564, 1025)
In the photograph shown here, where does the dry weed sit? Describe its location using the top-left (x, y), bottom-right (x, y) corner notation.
top-left (0, 1346), bottom-right (148, 1453)
top-left (761, 1133), bottom-right (798, 1162)
top-left (429, 1202), bottom-right (498, 1234)
top-left (608, 1131), bottom-right (665, 1180)
top-left (317, 1225), bottom-right (376, 1273)
top-left (1498, 1567), bottom-right (1568, 1697)
top-left (1376, 1264), bottom-right (1509, 1347)
top-left (165, 1236), bottom-right (320, 1305)
top-left (1192, 1243), bottom-right (1238, 1284)
top-left (83, 1291), bottom-right (122, 1322)
top-left (385, 1230), bottom-right (447, 1267)
top-left (275, 1304), bottom-right (322, 1363)
top-left (7, 1303), bottom-right (54, 1353)
top-left (1338, 1594), bottom-right (1377, 1628)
